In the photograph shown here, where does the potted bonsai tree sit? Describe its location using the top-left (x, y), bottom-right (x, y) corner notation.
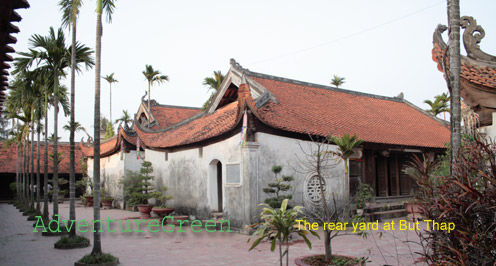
top-left (122, 161), bottom-right (161, 219)
top-left (354, 183), bottom-right (374, 216)
top-left (152, 186), bottom-right (174, 219)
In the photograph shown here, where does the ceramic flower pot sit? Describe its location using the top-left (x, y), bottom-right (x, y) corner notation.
top-left (137, 205), bottom-right (153, 219)
top-left (152, 207), bottom-right (174, 218)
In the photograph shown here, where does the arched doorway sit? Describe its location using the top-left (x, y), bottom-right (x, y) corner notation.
top-left (208, 160), bottom-right (223, 212)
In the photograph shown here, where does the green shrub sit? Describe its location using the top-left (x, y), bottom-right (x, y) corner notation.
top-left (78, 253), bottom-right (118, 264)
top-left (121, 161), bottom-right (161, 206)
top-left (9, 182), bottom-right (16, 193)
top-left (56, 235), bottom-right (89, 245)
top-left (262, 165), bottom-right (294, 208)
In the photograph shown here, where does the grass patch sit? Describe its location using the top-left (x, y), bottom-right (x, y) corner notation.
top-left (78, 253), bottom-right (118, 264)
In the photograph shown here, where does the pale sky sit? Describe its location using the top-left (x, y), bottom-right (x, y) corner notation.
top-left (9, 0), bottom-right (496, 141)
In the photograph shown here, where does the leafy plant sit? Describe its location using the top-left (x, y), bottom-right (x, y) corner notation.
top-left (101, 190), bottom-right (113, 201)
top-left (417, 136), bottom-right (496, 265)
top-left (262, 165), bottom-right (294, 208)
top-left (248, 199), bottom-right (319, 266)
top-left (354, 183), bottom-right (374, 209)
top-left (154, 186), bottom-right (172, 208)
top-left (9, 182), bottom-right (16, 193)
top-left (402, 153), bottom-right (439, 200)
top-left (104, 120), bottom-right (115, 139)
top-left (121, 161), bottom-right (161, 206)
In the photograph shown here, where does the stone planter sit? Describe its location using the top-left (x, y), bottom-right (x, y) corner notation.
top-left (74, 260), bottom-right (119, 266)
top-left (85, 196), bottom-right (94, 207)
top-left (137, 205), bottom-right (153, 219)
top-left (152, 207), bottom-right (174, 219)
top-left (101, 200), bottom-right (113, 209)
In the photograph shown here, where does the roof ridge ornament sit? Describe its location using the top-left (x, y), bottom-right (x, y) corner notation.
top-left (230, 58), bottom-right (249, 73)
top-left (461, 16), bottom-right (496, 63)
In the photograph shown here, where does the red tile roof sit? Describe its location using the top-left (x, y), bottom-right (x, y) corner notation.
top-left (84, 67), bottom-right (450, 155)
top-left (0, 142), bottom-right (83, 174)
top-left (252, 76), bottom-right (450, 148)
top-left (432, 42), bottom-right (496, 89)
top-left (135, 101), bottom-right (240, 149)
top-left (150, 105), bottom-right (202, 130)
top-left (80, 126), bottom-right (137, 157)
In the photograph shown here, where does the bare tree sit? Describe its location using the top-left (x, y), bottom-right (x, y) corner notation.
top-left (294, 136), bottom-right (365, 262)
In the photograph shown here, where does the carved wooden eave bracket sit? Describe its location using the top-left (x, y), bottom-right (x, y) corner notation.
top-left (432, 16), bottom-right (496, 126)
top-left (461, 16), bottom-right (496, 64)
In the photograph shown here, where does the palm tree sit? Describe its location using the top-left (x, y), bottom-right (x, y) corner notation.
top-left (447, 0), bottom-right (461, 165)
top-left (63, 120), bottom-right (86, 133)
top-left (14, 27), bottom-right (93, 218)
top-left (330, 134), bottom-right (363, 201)
top-left (330, 75), bottom-right (345, 88)
top-left (92, 0), bottom-right (116, 256)
top-left (115, 110), bottom-right (133, 129)
top-left (59, 0), bottom-right (85, 237)
top-left (424, 93), bottom-right (450, 118)
top-left (142, 64), bottom-right (168, 117)
top-left (202, 70), bottom-right (225, 110)
top-left (6, 72), bottom-right (38, 206)
top-left (102, 73), bottom-right (118, 122)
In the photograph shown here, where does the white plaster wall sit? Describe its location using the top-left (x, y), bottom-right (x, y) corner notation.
top-left (87, 151), bottom-right (143, 209)
top-left (250, 133), bottom-right (345, 220)
top-left (144, 133), bottom-right (244, 226)
top-left (480, 112), bottom-right (496, 141)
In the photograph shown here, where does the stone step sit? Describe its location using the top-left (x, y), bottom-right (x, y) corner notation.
top-left (211, 212), bottom-right (224, 220)
top-left (366, 209), bottom-right (407, 222)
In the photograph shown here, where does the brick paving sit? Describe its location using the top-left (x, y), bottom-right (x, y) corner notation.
top-left (0, 202), bottom-right (426, 266)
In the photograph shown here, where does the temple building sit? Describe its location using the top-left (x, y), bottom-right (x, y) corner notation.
top-left (81, 60), bottom-right (450, 229)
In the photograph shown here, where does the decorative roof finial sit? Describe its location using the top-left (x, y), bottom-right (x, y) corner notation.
top-left (461, 16), bottom-right (496, 63)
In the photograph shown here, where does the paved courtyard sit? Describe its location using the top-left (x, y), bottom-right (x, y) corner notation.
top-left (0, 202), bottom-right (426, 265)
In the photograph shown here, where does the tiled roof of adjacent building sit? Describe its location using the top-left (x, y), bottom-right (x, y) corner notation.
top-left (0, 142), bottom-right (83, 174)
top-left (135, 101), bottom-right (240, 149)
top-left (149, 105), bottom-right (202, 130)
top-left (79, 126), bottom-right (138, 157)
top-left (0, 0), bottom-right (30, 113)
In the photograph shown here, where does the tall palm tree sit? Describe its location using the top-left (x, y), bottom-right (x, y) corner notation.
top-left (59, 0), bottom-right (85, 237)
top-left (330, 75), bottom-right (345, 88)
top-left (143, 64), bottom-right (168, 117)
top-left (447, 0), bottom-right (461, 167)
top-left (202, 70), bottom-right (225, 110)
top-left (92, 0), bottom-right (116, 256)
top-left (330, 134), bottom-right (363, 200)
top-left (7, 73), bottom-right (37, 205)
top-left (14, 27), bottom-right (93, 218)
top-left (115, 110), bottom-right (133, 129)
top-left (103, 73), bottom-right (118, 122)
